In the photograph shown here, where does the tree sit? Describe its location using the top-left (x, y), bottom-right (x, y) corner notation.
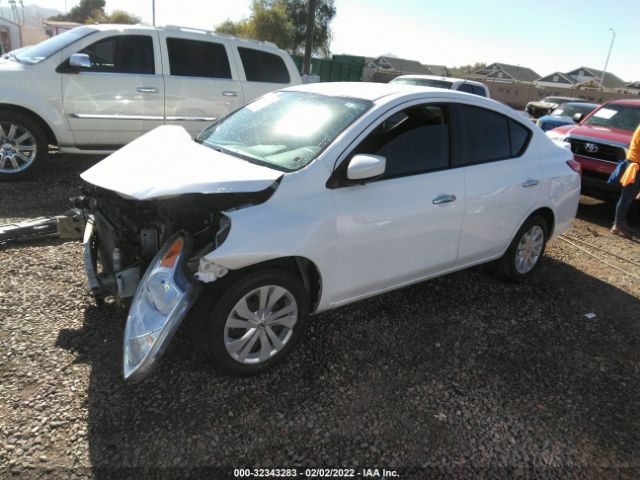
top-left (449, 62), bottom-right (487, 78)
top-left (216, 0), bottom-right (335, 56)
top-left (50, 0), bottom-right (140, 25)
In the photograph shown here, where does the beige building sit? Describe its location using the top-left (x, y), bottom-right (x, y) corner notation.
top-left (0, 16), bottom-right (47, 54)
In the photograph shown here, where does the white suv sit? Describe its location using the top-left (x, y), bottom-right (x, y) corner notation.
top-left (390, 74), bottom-right (490, 98)
top-left (0, 24), bottom-right (301, 179)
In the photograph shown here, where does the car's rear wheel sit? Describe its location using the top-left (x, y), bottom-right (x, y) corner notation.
top-left (190, 269), bottom-right (309, 376)
top-left (499, 214), bottom-right (548, 282)
top-left (0, 111), bottom-right (48, 180)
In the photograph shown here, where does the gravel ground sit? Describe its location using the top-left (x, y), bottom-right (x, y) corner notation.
top-left (1, 155), bottom-right (640, 479)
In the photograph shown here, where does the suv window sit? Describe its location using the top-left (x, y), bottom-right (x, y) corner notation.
top-left (166, 37), bottom-right (231, 79)
top-left (458, 83), bottom-right (475, 94)
top-left (353, 104), bottom-right (450, 179)
top-left (238, 47), bottom-right (290, 83)
top-left (80, 35), bottom-right (154, 74)
top-left (471, 85), bottom-right (487, 97)
top-left (458, 105), bottom-right (530, 164)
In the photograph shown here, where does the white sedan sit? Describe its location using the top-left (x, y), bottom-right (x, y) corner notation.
top-left (80, 82), bottom-right (581, 380)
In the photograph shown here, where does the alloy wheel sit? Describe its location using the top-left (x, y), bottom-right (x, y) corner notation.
top-left (515, 225), bottom-right (544, 274)
top-left (0, 122), bottom-right (37, 173)
top-left (224, 285), bottom-right (298, 364)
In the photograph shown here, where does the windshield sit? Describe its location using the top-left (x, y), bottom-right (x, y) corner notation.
top-left (583, 104), bottom-right (640, 131)
top-left (551, 103), bottom-right (597, 118)
top-left (197, 91), bottom-right (372, 171)
top-left (391, 78), bottom-right (453, 89)
top-left (15, 26), bottom-right (97, 64)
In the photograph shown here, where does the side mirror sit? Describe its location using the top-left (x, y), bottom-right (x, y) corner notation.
top-left (573, 113), bottom-right (584, 124)
top-left (69, 53), bottom-right (91, 70)
top-left (346, 154), bottom-right (386, 182)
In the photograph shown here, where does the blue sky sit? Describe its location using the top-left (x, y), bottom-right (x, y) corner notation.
top-left (25, 0), bottom-right (640, 81)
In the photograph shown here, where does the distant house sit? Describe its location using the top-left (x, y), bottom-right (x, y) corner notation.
top-left (44, 20), bottom-right (81, 37)
top-left (472, 62), bottom-right (540, 83)
top-left (0, 16), bottom-right (21, 53)
top-left (366, 56), bottom-right (433, 75)
top-left (0, 16), bottom-right (47, 52)
top-left (424, 64), bottom-right (449, 77)
top-left (534, 66), bottom-right (627, 91)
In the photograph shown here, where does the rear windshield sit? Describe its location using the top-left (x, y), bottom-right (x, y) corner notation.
top-left (583, 104), bottom-right (640, 131)
top-left (391, 78), bottom-right (453, 89)
top-left (15, 26), bottom-right (97, 64)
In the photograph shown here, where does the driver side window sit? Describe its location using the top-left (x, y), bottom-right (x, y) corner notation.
top-left (79, 35), bottom-right (154, 74)
top-left (352, 103), bottom-right (451, 180)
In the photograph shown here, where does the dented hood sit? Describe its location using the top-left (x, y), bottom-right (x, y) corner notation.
top-left (80, 126), bottom-right (283, 200)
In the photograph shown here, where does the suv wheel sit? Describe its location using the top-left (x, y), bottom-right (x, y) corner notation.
top-left (499, 214), bottom-right (548, 282)
top-left (0, 111), bottom-right (48, 180)
top-left (190, 269), bottom-right (310, 376)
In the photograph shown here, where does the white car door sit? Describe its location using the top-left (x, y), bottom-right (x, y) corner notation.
top-left (328, 102), bottom-right (465, 304)
top-left (454, 102), bottom-right (542, 264)
top-left (60, 29), bottom-right (164, 147)
top-left (160, 33), bottom-right (244, 136)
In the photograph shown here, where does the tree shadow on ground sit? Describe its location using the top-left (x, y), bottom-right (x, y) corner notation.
top-left (56, 257), bottom-right (640, 478)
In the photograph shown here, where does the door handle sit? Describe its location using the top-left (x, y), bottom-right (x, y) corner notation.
top-left (432, 194), bottom-right (457, 205)
top-left (222, 90), bottom-right (238, 97)
top-left (136, 86), bottom-right (158, 93)
top-left (522, 179), bottom-right (540, 188)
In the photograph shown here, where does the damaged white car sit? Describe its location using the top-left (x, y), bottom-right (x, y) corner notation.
top-left (79, 82), bottom-right (581, 381)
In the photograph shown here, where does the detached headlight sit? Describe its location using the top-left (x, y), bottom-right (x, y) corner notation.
top-left (123, 232), bottom-right (199, 381)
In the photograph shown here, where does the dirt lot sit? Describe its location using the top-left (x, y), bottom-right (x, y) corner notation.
top-left (1, 155), bottom-right (640, 479)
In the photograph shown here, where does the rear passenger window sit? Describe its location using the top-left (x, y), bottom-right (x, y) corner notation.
top-left (238, 47), bottom-right (290, 83)
top-left (80, 35), bottom-right (154, 74)
top-left (459, 105), bottom-right (530, 163)
top-left (471, 85), bottom-right (487, 97)
top-left (166, 38), bottom-right (231, 79)
top-left (353, 104), bottom-right (450, 179)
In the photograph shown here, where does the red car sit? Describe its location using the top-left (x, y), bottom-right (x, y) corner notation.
top-left (546, 99), bottom-right (640, 197)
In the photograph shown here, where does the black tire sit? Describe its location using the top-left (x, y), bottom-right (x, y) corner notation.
top-left (498, 214), bottom-right (548, 282)
top-left (189, 269), bottom-right (309, 376)
top-left (0, 111), bottom-right (48, 181)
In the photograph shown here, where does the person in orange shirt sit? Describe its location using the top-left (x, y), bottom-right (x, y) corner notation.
top-left (611, 123), bottom-right (640, 239)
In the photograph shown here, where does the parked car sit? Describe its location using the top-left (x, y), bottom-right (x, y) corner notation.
top-left (547, 99), bottom-right (640, 196)
top-left (390, 74), bottom-right (490, 97)
top-left (79, 82), bottom-right (581, 381)
top-left (526, 96), bottom-right (587, 118)
top-left (536, 102), bottom-right (599, 131)
top-left (0, 24), bottom-right (301, 179)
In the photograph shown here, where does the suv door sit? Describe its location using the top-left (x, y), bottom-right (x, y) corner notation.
top-left (329, 102), bottom-right (465, 304)
top-left (160, 33), bottom-right (244, 136)
top-left (453, 102), bottom-right (540, 264)
top-left (60, 30), bottom-right (164, 147)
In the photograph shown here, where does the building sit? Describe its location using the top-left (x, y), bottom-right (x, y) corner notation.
top-left (472, 62), bottom-right (540, 83)
top-left (44, 20), bottom-right (81, 37)
top-left (0, 15), bottom-right (48, 54)
top-left (0, 17), bottom-right (20, 54)
top-left (534, 66), bottom-right (627, 91)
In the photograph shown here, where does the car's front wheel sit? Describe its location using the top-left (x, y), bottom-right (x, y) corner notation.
top-left (190, 269), bottom-right (309, 376)
top-left (0, 111), bottom-right (48, 180)
top-left (499, 214), bottom-right (548, 282)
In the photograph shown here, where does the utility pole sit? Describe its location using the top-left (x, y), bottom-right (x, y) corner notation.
top-left (152, 0), bottom-right (156, 26)
top-left (302, 0), bottom-right (316, 75)
top-left (600, 28), bottom-right (615, 90)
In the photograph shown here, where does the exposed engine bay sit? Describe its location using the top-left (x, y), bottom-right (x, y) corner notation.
top-left (79, 181), bottom-right (279, 301)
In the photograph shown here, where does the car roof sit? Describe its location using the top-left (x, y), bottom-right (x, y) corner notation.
top-left (283, 81), bottom-right (465, 102)
top-left (561, 102), bottom-right (599, 108)
top-left (394, 74), bottom-right (471, 84)
top-left (606, 99), bottom-right (640, 106)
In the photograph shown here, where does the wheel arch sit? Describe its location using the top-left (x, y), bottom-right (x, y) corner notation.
top-left (0, 103), bottom-right (58, 146)
top-left (532, 206), bottom-right (555, 237)
top-left (221, 256), bottom-right (323, 313)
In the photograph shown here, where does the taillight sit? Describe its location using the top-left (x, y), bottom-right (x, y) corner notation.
top-left (566, 159), bottom-right (582, 174)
